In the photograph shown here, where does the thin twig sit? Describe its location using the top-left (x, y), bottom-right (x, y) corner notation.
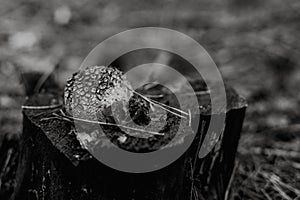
top-left (177, 90), bottom-right (210, 96)
top-left (144, 90), bottom-right (210, 98)
top-left (22, 104), bottom-right (63, 110)
top-left (188, 109), bottom-right (192, 127)
top-left (148, 96), bottom-right (189, 116)
top-left (144, 94), bottom-right (165, 98)
top-left (128, 88), bottom-right (187, 119)
top-left (43, 113), bottom-right (165, 136)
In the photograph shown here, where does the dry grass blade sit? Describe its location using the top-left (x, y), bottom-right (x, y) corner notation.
top-left (144, 94), bottom-right (165, 98)
top-left (272, 183), bottom-right (292, 200)
top-left (22, 104), bottom-right (63, 110)
top-left (177, 90), bottom-right (210, 96)
top-left (128, 88), bottom-right (188, 119)
top-left (41, 112), bottom-right (165, 136)
top-left (249, 147), bottom-right (300, 159)
top-left (188, 109), bottom-right (191, 126)
top-left (261, 189), bottom-right (272, 200)
top-left (147, 95), bottom-right (189, 116)
top-left (260, 171), bottom-right (298, 200)
top-left (268, 173), bottom-right (300, 195)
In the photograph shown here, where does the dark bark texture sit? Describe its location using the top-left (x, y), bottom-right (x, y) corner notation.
top-left (14, 84), bottom-right (246, 200)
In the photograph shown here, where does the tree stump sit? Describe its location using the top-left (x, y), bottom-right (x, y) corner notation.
top-left (14, 82), bottom-right (246, 200)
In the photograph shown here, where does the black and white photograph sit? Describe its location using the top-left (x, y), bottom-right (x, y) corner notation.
top-left (0, 0), bottom-right (299, 199)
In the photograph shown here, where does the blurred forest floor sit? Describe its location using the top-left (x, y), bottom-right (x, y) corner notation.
top-left (0, 0), bottom-right (300, 199)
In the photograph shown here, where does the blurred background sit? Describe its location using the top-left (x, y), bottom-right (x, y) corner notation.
top-left (0, 0), bottom-right (299, 199)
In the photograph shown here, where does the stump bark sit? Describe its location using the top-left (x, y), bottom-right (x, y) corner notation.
top-left (14, 84), bottom-right (246, 200)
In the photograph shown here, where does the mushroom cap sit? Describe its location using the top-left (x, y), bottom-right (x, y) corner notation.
top-left (64, 66), bottom-right (133, 120)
